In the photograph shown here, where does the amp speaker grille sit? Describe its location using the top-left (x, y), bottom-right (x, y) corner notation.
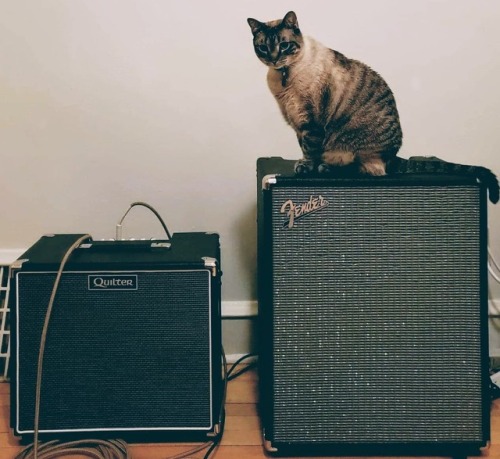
top-left (15, 269), bottom-right (213, 434)
top-left (267, 184), bottom-right (487, 446)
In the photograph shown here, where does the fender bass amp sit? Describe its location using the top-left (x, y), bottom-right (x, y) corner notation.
top-left (257, 157), bottom-right (490, 456)
top-left (10, 233), bottom-right (222, 442)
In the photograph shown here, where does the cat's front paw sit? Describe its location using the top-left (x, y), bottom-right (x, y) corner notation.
top-left (294, 159), bottom-right (315, 175)
top-left (318, 163), bottom-right (334, 174)
top-left (359, 159), bottom-right (387, 176)
top-left (318, 162), bottom-right (358, 176)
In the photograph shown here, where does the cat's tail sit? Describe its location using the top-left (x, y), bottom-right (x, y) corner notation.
top-left (387, 156), bottom-right (499, 204)
top-left (474, 166), bottom-right (499, 204)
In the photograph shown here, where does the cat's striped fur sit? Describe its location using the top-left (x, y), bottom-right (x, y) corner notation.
top-left (248, 11), bottom-right (403, 176)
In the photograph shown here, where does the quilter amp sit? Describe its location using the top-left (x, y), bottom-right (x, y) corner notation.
top-left (10, 233), bottom-right (222, 442)
top-left (257, 156), bottom-right (490, 456)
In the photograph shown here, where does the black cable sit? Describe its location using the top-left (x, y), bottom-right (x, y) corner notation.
top-left (116, 201), bottom-right (172, 240)
top-left (201, 411), bottom-right (226, 459)
top-left (197, 353), bottom-right (258, 458)
top-left (227, 353), bottom-right (257, 381)
top-left (202, 437), bottom-right (220, 459)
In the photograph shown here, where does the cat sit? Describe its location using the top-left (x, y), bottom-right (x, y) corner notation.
top-left (247, 11), bottom-right (403, 176)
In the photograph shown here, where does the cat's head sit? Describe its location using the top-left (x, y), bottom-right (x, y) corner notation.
top-left (247, 11), bottom-right (304, 69)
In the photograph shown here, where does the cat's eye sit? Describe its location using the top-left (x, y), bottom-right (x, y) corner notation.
top-left (257, 44), bottom-right (268, 54)
top-left (280, 42), bottom-right (291, 51)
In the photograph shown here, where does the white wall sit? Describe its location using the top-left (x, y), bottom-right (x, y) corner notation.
top-left (1, 0), bottom-right (500, 302)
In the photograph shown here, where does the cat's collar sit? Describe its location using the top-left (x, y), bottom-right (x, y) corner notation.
top-left (277, 66), bottom-right (289, 87)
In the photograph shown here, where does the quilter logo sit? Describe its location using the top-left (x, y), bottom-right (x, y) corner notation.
top-left (88, 274), bottom-right (138, 291)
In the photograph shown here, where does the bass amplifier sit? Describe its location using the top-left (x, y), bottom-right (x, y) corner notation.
top-left (10, 233), bottom-right (222, 441)
top-left (257, 157), bottom-right (490, 456)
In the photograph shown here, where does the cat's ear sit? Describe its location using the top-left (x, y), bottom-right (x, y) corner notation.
top-left (283, 11), bottom-right (299, 30)
top-left (247, 18), bottom-right (264, 35)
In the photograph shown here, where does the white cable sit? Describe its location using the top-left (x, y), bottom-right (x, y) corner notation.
top-left (489, 247), bottom-right (500, 284)
top-left (489, 247), bottom-right (500, 271)
top-left (487, 247), bottom-right (500, 316)
top-left (489, 263), bottom-right (500, 284)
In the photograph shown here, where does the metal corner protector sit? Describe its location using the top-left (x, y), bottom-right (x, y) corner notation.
top-left (202, 257), bottom-right (218, 277)
top-left (262, 174), bottom-right (278, 190)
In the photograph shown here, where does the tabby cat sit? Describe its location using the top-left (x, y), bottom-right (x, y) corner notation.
top-left (247, 11), bottom-right (402, 176)
top-left (247, 11), bottom-right (499, 203)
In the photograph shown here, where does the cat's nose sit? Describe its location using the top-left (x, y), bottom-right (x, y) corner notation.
top-left (270, 50), bottom-right (280, 64)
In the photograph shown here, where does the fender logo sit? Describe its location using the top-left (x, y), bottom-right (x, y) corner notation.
top-left (280, 195), bottom-right (329, 228)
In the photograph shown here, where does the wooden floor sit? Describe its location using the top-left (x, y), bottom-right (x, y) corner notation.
top-left (1, 367), bottom-right (500, 459)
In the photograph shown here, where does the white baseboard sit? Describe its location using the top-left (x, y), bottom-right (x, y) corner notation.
top-left (222, 300), bottom-right (258, 318)
top-left (0, 249), bottom-right (25, 265)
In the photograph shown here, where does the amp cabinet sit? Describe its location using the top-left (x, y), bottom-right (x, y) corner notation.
top-left (257, 157), bottom-right (490, 456)
top-left (10, 233), bottom-right (222, 442)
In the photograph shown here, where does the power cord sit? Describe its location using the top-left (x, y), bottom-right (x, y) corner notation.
top-left (227, 353), bottom-right (257, 381)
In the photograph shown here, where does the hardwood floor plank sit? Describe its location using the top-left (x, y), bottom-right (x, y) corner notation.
top-left (225, 415), bottom-right (260, 431)
top-left (1, 431), bottom-right (20, 448)
top-left (224, 403), bottom-right (257, 417)
top-left (491, 415), bottom-right (500, 443)
top-left (226, 379), bottom-right (258, 404)
top-left (0, 449), bottom-right (22, 459)
top-left (205, 446), bottom-right (266, 459)
top-left (0, 405), bottom-right (10, 434)
top-left (220, 429), bottom-right (262, 446)
top-left (128, 444), bottom-right (214, 459)
top-left (0, 392), bottom-right (9, 408)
